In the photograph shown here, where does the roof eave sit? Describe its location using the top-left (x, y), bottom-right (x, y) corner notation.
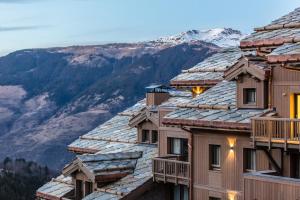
top-left (170, 79), bottom-right (222, 87)
top-left (162, 118), bottom-right (251, 131)
top-left (268, 54), bottom-right (300, 64)
top-left (240, 37), bottom-right (300, 49)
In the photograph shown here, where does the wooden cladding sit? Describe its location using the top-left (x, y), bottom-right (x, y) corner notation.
top-left (146, 92), bottom-right (169, 106)
top-left (244, 172), bottom-right (300, 200)
top-left (152, 157), bottom-right (191, 186)
top-left (236, 75), bottom-right (268, 109)
top-left (252, 117), bottom-right (300, 150)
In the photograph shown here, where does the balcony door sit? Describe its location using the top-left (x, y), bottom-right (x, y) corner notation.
top-left (290, 94), bottom-right (300, 139)
top-left (168, 138), bottom-right (188, 161)
top-left (294, 94), bottom-right (300, 119)
top-left (171, 185), bottom-right (189, 200)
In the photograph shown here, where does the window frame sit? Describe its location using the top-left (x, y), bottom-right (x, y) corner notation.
top-left (141, 129), bottom-right (150, 143)
top-left (151, 130), bottom-right (158, 144)
top-left (171, 185), bottom-right (189, 200)
top-left (209, 144), bottom-right (221, 171)
top-left (167, 137), bottom-right (189, 161)
top-left (84, 181), bottom-right (93, 196)
top-left (243, 88), bottom-right (257, 105)
top-left (243, 148), bottom-right (256, 172)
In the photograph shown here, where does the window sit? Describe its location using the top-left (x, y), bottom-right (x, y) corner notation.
top-left (209, 197), bottom-right (221, 200)
top-left (151, 130), bottom-right (158, 144)
top-left (84, 182), bottom-right (93, 196)
top-left (141, 130), bottom-right (149, 143)
top-left (244, 88), bottom-right (256, 104)
top-left (209, 145), bottom-right (221, 170)
top-left (290, 153), bottom-right (300, 178)
top-left (171, 185), bottom-right (188, 200)
top-left (244, 148), bottom-right (256, 172)
top-left (168, 138), bottom-right (188, 161)
top-left (75, 180), bottom-right (83, 199)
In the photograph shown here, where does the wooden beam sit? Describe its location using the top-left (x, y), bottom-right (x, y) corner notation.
top-left (261, 148), bottom-right (282, 175)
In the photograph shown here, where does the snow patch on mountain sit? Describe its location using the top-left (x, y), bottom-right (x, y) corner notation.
top-left (154, 28), bottom-right (246, 47)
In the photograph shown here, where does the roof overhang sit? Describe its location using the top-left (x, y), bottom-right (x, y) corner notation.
top-left (162, 118), bottom-right (251, 131)
top-left (268, 54), bottom-right (300, 64)
top-left (129, 107), bottom-right (159, 128)
top-left (36, 192), bottom-right (62, 200)
top-left (170, 79), bottom-right (221, 87)
top-left (240, 37), bottom-right (300, 49)
top-left (224, 56), bottom-right (269, 81)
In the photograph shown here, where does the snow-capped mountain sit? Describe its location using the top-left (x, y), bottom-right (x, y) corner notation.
top-left (154, 28), bottom-right (246, 47)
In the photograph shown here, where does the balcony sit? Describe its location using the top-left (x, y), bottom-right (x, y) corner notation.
top-left (244, 171), bottom-right (300, 200)
top-left (152, 156), bottom-right (191, 186)
top-left (251, 117), bottom-right (300, 150)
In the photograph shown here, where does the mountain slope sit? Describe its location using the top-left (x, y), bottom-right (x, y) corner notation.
top-left (0, 28), bottom-right (243, 170)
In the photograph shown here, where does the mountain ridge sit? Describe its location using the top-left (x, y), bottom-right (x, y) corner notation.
top-left (0, 28), bottom-right (243, 170)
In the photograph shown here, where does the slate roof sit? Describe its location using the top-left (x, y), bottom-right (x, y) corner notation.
top-left (270, 42), bottom-right (300, 56)
top-left (180, 81), bottom-right (236, 107)
top-left (83, 144), bottom-right (157, 200)
top-left (159, 90), bottom-right (192, 108)
top-left (170, 48), bottom-right (248, 86)
top-left (257, 7), bottom-right (300, 30)
top-left (36, 175), bottom-right (73, 200)
top-left (241, 28), bottom-right (300, 45)
top-left (241, 8), bottom-right (300, 48)
top-left (78, 152), bottom-right (141, 174)
top-left (79, 115), bottom-right (137, 144)
top-left (163, 81), bottom-right (268, 129)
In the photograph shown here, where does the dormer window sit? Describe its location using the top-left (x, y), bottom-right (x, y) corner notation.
top-left (192, 86), bottom-right (205, 98)
top-left (244, 88), bottom-right (256, 104)
top-left (141, 130), bottom-right (150, 143)
top-left (151, 130), bottom-right (158, 144)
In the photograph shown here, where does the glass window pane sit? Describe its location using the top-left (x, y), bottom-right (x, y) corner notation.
top-left (142, 130), bottom-right (149, 142)
top-left (172, 138), bottom-right (181, 155)
top-left (151, 130), bottom-right (158, 143)
top-left (173, 185), bottom-right (180, 200)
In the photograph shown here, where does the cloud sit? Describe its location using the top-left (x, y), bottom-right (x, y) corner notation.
top-left (0, 25), bottom-right (45, 32)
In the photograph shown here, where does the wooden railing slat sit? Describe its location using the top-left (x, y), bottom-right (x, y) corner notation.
top-left (252, 118), bottom-right (300, 148)
top-left (152, 157), bottom-right (191, 186)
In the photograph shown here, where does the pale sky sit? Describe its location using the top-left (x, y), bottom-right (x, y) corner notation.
top-left (0, 0), bottom-right (299, 55)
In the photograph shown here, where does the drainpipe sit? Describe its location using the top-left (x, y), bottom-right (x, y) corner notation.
top-left (181, 126), bottom-right (193, 200)
top-left (180, 126), bottom-right (193, 200)
top-left (190, 132), bottom-right (193, 200)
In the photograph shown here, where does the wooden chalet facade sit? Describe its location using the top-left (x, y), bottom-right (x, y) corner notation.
top-left (36, 7), bottom-right (300, 200)
top-left (152, 7), bottom-right (300, 200)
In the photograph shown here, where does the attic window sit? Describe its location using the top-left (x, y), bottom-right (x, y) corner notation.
top-left (141, 130), bottom-right (150, 143)
top-left (151, 130), bottom-right (158, 144)
top-left (244, 88), bottom-right (256, 104)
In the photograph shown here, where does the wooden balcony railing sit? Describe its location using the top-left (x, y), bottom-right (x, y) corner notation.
top-left (244, 171), bottom-right (300, 200)
top-left (152, 156), bottom-right (191, 186)
top-left (252, 117), bottom-right (300, 149)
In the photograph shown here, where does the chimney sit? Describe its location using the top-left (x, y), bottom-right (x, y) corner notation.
top-left (146, 85), bottom-right (170, 106)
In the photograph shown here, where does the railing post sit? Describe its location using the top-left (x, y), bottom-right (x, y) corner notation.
top-left (284, 120), bottom-right (287, 151)
top-left (153, 159), bottom-right (155, 181)
top-left (163, 160), bottom-right (166, 183)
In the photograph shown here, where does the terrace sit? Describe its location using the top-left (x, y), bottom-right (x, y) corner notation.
top-left (251, 117), bottom-right (300, 150)
top-left (152, 156), bottom-right (191, 186)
